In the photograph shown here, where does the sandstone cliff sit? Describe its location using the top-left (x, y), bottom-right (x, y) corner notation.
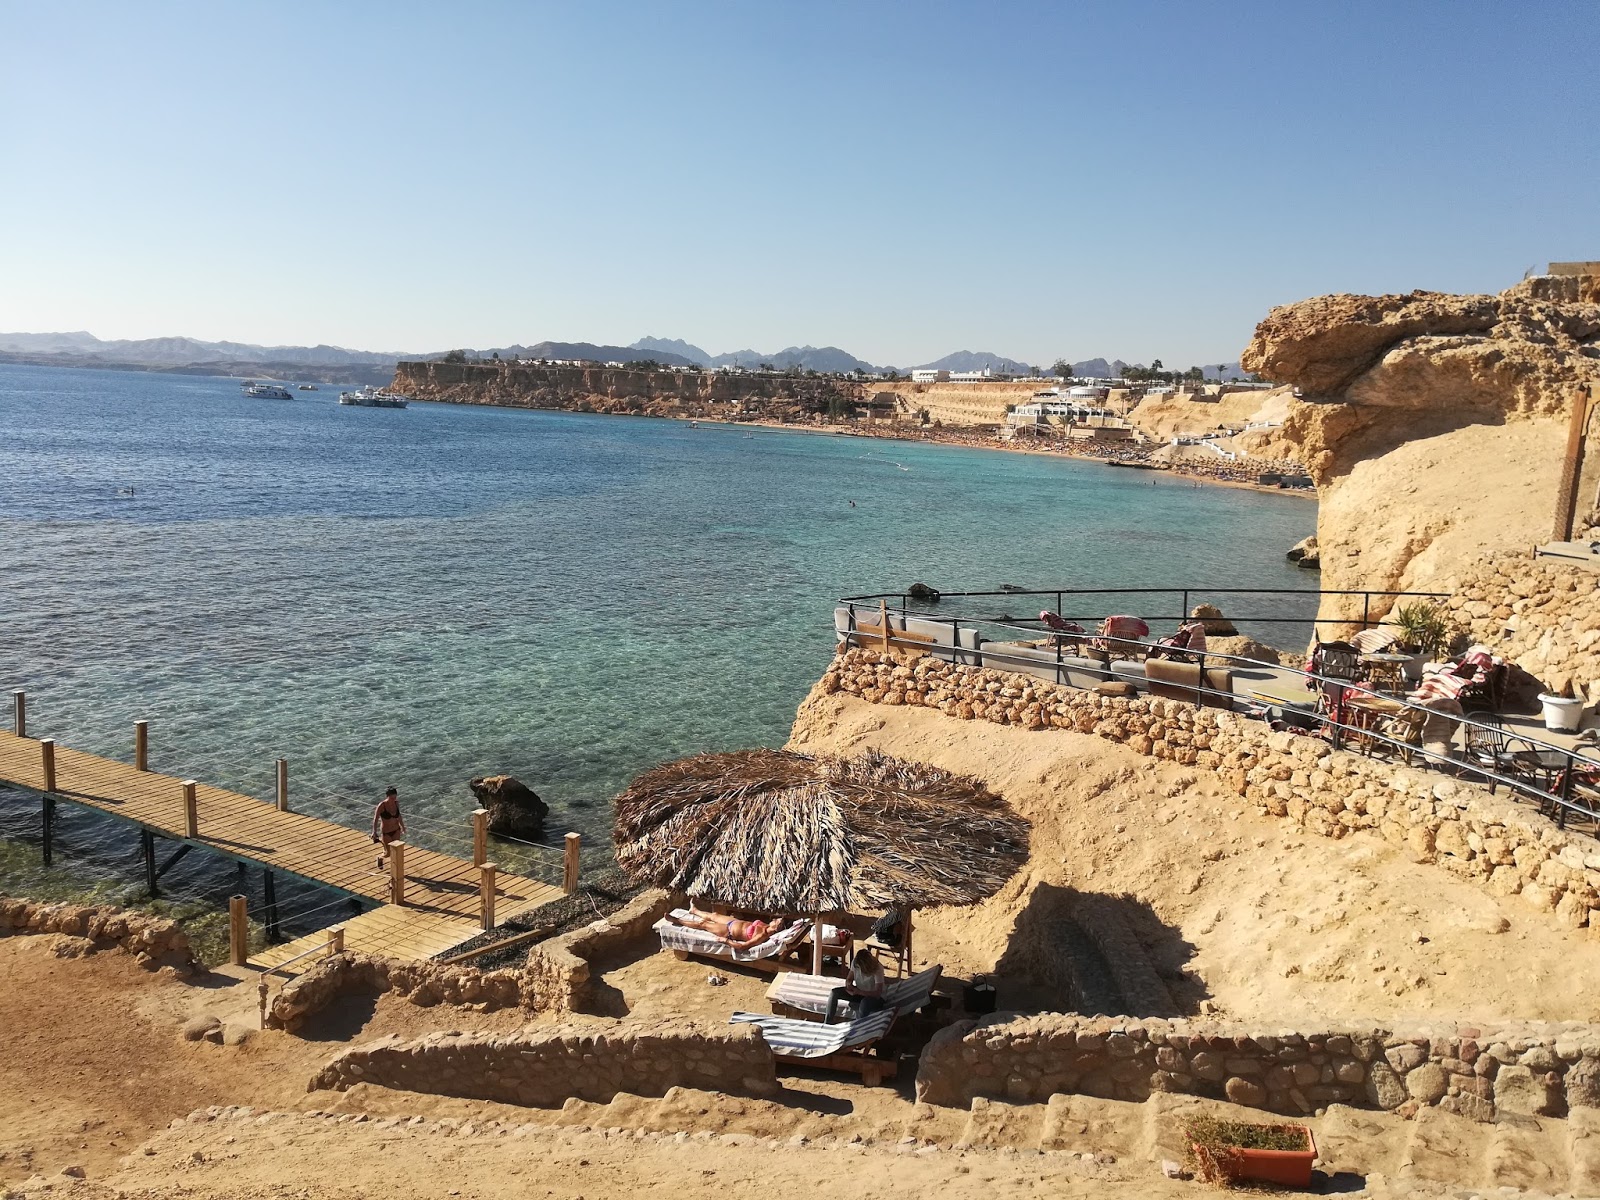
top-left (392, 361), bottom-right (852, 420)
top-left (1239, 275), bottom-right (1600, 630)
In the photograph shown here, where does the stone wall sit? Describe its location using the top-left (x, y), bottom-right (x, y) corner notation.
top-left (1443, 552), bottom-right (1600, 704)
top-left (916, 1012), bottom-right (1600, 1124)
top-left (821, 648), bottom-right (1600, 931)
top-left (524, 888), bottom-right (675, 1013)
top-left (309, 1020), bottom-right (779, 1106)
top-left (0, 897), bottom-right (200, 974)
top-left (268, 890), bottom-right (675, 1030)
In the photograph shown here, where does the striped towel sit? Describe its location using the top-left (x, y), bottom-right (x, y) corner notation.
top-left (653, 914), bottom-right (808, 962)
top-left (1408, 669), bottom-right (1471, 704)
top-left (767, 966), bottom-right (942, 1018)
top-left (1352, 627), bottom-right (1401, 654)
top-left (730, 1009), bottom-right (896, 1058)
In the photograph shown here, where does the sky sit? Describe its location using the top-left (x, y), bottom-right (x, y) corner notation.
top-left (1, 1), bottom-right (1595, 367)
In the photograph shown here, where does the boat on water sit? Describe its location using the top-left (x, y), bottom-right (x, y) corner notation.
top-left (241, 382), bottom-right (294, 399)
top-left (297, 384), bottom-right (318, 391)
top-left (338, 387), bottom-right (410, 409)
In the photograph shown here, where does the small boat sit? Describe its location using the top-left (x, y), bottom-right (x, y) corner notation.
top-left (338, 387), bottom-right (410, 409)
top-left (297, 384), bottom-right (318, 391)
top-left (242, 382), bottom-right (293, 399)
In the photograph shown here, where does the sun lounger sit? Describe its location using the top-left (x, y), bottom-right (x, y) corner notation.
top-left (764, 965), bottom-right (943, 1020)
top-left (729, 1008), bottom-right (899, 1084)
top-left (653, 910), bottom-right (809, 970)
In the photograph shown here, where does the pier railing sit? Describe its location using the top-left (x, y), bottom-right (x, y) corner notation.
top-left (835, 601), bottom-right (1600, 841)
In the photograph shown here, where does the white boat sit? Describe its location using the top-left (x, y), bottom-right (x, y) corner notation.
top-left (242, 382), bottom-right (293, 399)
top-left (338, 387), bottom-right (410, 409)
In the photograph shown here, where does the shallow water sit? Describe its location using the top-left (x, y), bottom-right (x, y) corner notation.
top-left (0, 363), bottom-right (1315, 928)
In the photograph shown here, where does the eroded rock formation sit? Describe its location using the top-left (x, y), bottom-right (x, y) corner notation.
top-left (1240, 275), bottom-right (1600, 625)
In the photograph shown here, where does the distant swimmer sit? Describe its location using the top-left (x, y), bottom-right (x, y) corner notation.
top-left (849, 500), bottom-right (856, 508)
top-left (116, 487), bottom-right (135, 497)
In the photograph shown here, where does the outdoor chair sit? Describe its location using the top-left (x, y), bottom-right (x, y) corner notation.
top-left (765, 965), bottom-right (943, 1021)
top-left (729, 1007), bottom-right (899, 1085)
top-left (1377, 706), bottom-right (1429, 766)
top-left (653, 909), bottom-right (810, 971)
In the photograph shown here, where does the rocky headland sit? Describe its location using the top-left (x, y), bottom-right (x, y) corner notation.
top-left (1239, 274), bottom-right (1600, 658)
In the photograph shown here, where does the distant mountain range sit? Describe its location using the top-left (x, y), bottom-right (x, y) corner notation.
top-left (0, 329), bottom-right (1249, 384)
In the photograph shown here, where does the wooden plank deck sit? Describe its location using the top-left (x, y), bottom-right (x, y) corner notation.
top-left (0, 730), bottom-right (565, 973)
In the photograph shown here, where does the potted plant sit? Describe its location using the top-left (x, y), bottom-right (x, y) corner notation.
top-left (1184, 1116), bottom-right (1317, 1189)
top-left (1540, 678), bottom-right (1587, 734)
top-left (1391, 601), bottom-right (1454, 681)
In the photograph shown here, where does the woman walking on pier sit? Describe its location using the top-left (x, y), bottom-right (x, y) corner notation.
top-left (372, 786), bottom-right (407, 873)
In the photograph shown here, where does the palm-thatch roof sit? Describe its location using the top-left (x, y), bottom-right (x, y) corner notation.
top-left (612, 748), bottom-right (1030, 914)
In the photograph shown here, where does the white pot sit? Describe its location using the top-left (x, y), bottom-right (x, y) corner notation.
top-left (1539, 694), bottom-right (1586, 734)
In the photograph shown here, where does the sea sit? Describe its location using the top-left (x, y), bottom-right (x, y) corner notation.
top-left (0, 362), bottom-right (1316, 936)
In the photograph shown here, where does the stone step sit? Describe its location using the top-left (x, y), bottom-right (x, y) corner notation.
top-left (954, 1096), bottom-right (1045, 1150)
top-left (1485, 1114), bottom-right (1570, 1194)
top-left (1397, 1106), bottom-right (1489, 1186)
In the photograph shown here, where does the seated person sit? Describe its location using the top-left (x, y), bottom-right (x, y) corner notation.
top-left (1147, 620), bottom-right (1208, 662)
top-left (824, 948), bottom-right (887, 1024)
top-left (670, 904), bottom-right (788, 951)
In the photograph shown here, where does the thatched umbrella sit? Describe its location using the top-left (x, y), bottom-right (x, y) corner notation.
top-left (612, 748), bottom-right (1030, 973)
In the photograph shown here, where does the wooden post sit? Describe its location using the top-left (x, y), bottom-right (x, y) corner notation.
top-left (134, 720), bottom-right (148, 771)
top-left (479, 861), bottom-right (497, 930)
top-left (275, 758), bottom-right (289, 812)
top-left (472, 808), bottom-right (489, 867)
top-left (229, 894), bottom-right (247, 966)
top-left (878, 598), bottom-right (892, 653)
top-left (182, 780), bottom-right (198, 838)
top-left (389, 841), bottom-right (406, 905)
top-left (1554, 384), bottom-right (1597, 542)
top-left (328, 925), bottom-right (345, 954)
top-left (812, 912), bottom-right (824, 976)
top-left (39, 738), bottom-right (56, 792)
top-left (142, 829), bottom-right (157, 896)
top-left (563, 832), bottom-right (581, 895)
top-left (262, 869), bottom-right (280, 943)
top-left (257, 980), bottom-right (269, 1029)
top-left (12, 690), bottom-right (24, 738)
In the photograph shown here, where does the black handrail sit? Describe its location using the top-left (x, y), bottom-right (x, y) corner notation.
top-left (834, 605), bottom-right (1600, 838)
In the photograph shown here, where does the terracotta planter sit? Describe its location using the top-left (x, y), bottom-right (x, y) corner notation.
top-left (1193, 1126), bottom-right (1316, 1188)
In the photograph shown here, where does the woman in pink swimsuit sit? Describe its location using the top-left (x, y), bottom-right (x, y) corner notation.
top-left (674, 904), bottom-right (787, 951)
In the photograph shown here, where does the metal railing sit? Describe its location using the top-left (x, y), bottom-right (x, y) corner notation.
top-left (835, 603), bottom-right (1600, 838)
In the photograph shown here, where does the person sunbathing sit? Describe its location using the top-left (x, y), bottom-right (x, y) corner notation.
top-left (673, 905), bottom-right (787, 951)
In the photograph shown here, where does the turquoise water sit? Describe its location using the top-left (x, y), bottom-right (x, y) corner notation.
top-left (0, 363), bottom-right (1314, 922)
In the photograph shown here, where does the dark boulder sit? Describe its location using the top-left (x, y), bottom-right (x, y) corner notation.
top-left (908, 582), bottom-right (941, 603)
top-left (469, 774), bottom-right (548, 841)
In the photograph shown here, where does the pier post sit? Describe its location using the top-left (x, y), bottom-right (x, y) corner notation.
top-left (563, 832), bottom-right (581, 895)
top-left (274, 758), bottom-right (289, 812)
top-left (479, 861), bottom-right (497, 930)
top-left (134, 721), bottom-right (148, 772)
top-left (40, 738), bottom-right (56, 792)
top-left (41, 794), bottom-right (55, 866)
top-left (329, 926), bottom-right (345, 955)
top-left (389, 841), bottom-right (406, 906)
top-left (263, 870), bottom-right (280, 943)
top-left (229, 894), bottom-right (247, 966)
top-left (142, 829), bottom-right (157, 896)
top-left (182, 780), bottom-right (198, 838)
top-left (472, 808), bottom-right (488, 867)
top-left (11, 690), bottom-right (24, 738)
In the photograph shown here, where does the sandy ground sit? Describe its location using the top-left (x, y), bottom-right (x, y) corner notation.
top-left (788, 692), bottom-right (1600, 1026)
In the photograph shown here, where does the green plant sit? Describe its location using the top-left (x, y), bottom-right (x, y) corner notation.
top-left (1392, 601), bottom-right (1455, 659)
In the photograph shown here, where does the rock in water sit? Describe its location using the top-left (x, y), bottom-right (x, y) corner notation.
top-left (469, 775), bottom-right (548, 840)
top-left (1285, 534), bottom-right (1319, 568)
top-left (1189, 603), bottom-right (1238, 636)
top-left (907, 582), bottom-right (941, 603)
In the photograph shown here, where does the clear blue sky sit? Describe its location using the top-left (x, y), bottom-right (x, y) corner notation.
top-left (2, 1), bottom-right (1594, 367)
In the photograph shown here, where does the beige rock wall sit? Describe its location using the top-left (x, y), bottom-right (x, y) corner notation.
top-left (917, 1012), bottom-right (1600, 1123)
top-left (309, 1021), bottom-right (779, 1106)
top-left (0, 897), bottom-right (199, 974)
top-left (268, 890), bottom-right (675, 1031)
top-left (1441, 552), bottom-right (1600, 702)
top-left (820, 648), bottom-right (1600, 930)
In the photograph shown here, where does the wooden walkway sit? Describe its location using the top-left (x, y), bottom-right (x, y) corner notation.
top-left (0, 730), bottom-right (565, 971)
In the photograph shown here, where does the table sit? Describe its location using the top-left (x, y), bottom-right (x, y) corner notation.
top-left (1361, 652), bottom-right (1414, 694)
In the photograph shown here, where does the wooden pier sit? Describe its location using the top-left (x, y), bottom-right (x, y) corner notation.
top-left (0, 713), bottom-right (568, 973)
